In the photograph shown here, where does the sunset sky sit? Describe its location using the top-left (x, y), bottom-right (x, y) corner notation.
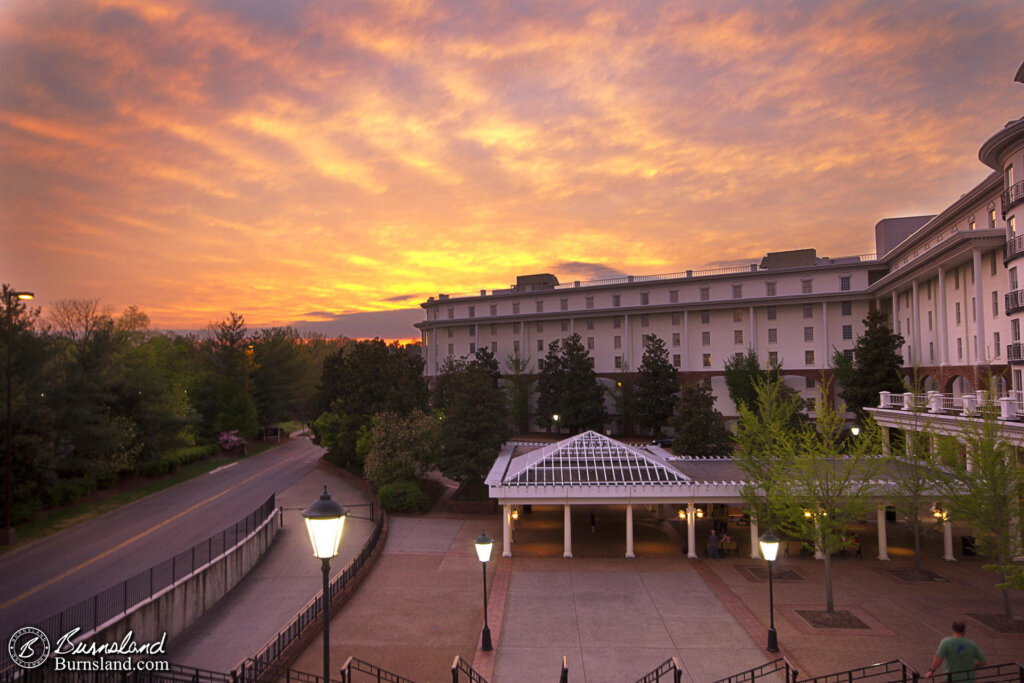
top-left (2, 0), bottom-right (1023, 338)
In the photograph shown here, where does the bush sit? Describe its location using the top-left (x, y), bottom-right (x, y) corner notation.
top-left (139, 443), bottom-right (218, 476)
top-left (377, 481), bottom-right (430, 514)
top-left (48, 477), bottom-right (94, 506)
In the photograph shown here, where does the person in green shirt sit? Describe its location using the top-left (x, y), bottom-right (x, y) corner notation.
top-left (926, 620), bottom-right (985, 680)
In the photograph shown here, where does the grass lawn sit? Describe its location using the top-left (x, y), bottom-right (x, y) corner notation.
top-left (4, 439), bottom-right (287, 552)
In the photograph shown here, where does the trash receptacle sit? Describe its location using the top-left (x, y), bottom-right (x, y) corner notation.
top-left (961, 536), bottom-right (976, 556)
top-left (885, 506), bottom-right (896, 522)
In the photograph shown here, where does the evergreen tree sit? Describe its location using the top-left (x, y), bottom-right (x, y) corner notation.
top-left (535, 340), bottom-right (563, 431)
top-left (723, 348), bottom-right (766, 413)
top-left (503, 350), bottom-right (533, 433)
top-left (635, 335), bottom-right (678, 436)
top-left (670, 382), bottom-right (732, 457)
top-left (558, 333), bottom-right (608, 433)
top-left (831, 307), bottom-right (904, 419)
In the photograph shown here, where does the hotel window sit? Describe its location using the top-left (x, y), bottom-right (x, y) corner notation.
top-left (732, 284), bottom-right (742, 299)
top-left (994, 332), bottom-right (1001, 357)
top-left (537, 339), bottom-right (544, 351)
top-left (490, 324), bottom-right (497, 335)
top-left (1011, 267), bottom-right (1019, 290)
top-left (992, 253), bottom-right (999, 276)
top-left (672, 354), bottom-right (681, 367)
top-left (970, 263), bottom-right (975, 284)
top-left (560, 298), bottom-right (568, 311)
top-left (614, 336), bottom-right (622, 349)
top-left (804, 326), bottom-right (814, 342)
top-left (560, 320), bottom-right (569, 332)
top-left (615, 356), bottom-right (623, 369)
top-left (768, 328), bottom-right (778, 343)
top-left (448, 308), bottom-right (454, 319)
top-left (734, 352), bottom-right (743, 360)
top-left (971, 297), bottom-right (976, 322)
top-left (974, 335), bottom-right (978, 356)
top-left (806, 398), bottom-right (816, 412)
top-left (957, 338), bottom-right (963, 359)
top-left (928, 311), bottom-right (932, 330)
top-left (447, 328), bottom-right (454, 338)
top-left (643, 334), bottom-right (654, 347)
top-left (954, 269), bottom-right (960, 289)
top-left (433, 309), bottom-right (439, 320)
top-left (587, 318), bottom-right (595, 330)
top-left (468, 306), bottom-right (475, 318)
top-left (700, 310), bottom-right (710, 324)
top-left (842, 301), bottom-right (852, 316)
top-left (513, 302), bottom-right (520, 314)
top-left (1010, 216), bottom-right (1017, 234)
top-left (906, 318), bottom-right (910, 336)
top-left (766, 281), bottom-right (776, 296)
top-left (734, 330), bottom-right (743, 344)
top-left (700, 287), bottom-right (710, 302)
top-left (585, 296), bottom-right (594, 309)
top-left (843, 348), bottom-right (854, 361)
top-left (613, 316), bottom-right (622, 329)
top-left (805, 377), bottom-right (815, 389)
top-left (839, 275), bottom-right (851, 291)
top-left (993, 291), bottom-right (999, 317)
top-left (613, 294), bottom-right (621, 307)
top-left (513, 340), bottom-right (520, 354)
top-left (803, 304), bottom-right (813, 319)
top-left (989, 208), bottom-right (997, 228)
top-left (1014, 319), bottom-right (1021, 342)
top-left (641, 314), bottom-right (649, 327)
top-left (955, 303), bottom-right (961, 325)
top-left (469, 325), bottom-right (475, 336)
top-left (842, 324), bottom-right (853, 340)
top-left (929, 342), bottom-right (934, 362)
top-left (768, 351), bottom-right (778, 365)
top-left (669, 289), bottom-right (679, 304)
top-left (536, 300), bottom-right (544, 313)
top-left (671, 312), bottom-right (681, 325)
top-left (640, 292), bottom-right (649, 305)
top-left (513, 322), bottom-right (521, 333)
top-left (447, 344), bottom-right (454, 355)
top-left (537, 321), bottom-right (544, 333)
top-left (587, 336), bottom-right (595, 350)
top-left (672, 332), bottom-right (680, 346)
top-left (702, 331), bottom-right (711, 345)
top-left (491, 341), bottom-right (497, 353)
top-left (490, 304), bottom-right (497, 316)
top-left (802, 279), bottom-right (813, 294)
top-left (805, 350), bottom-right (814, 365)
top-left (702, 353), bottom-right (711, 368)
top-left (733, 308), bottom-right (743, 322)
top-left (969, 218), bottom-right (976, 231)
top-left (767, 306), bottom-right (777, 320)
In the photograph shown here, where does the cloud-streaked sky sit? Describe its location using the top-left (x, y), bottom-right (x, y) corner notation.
top-left (2, 0), bottom-right (1023, 335)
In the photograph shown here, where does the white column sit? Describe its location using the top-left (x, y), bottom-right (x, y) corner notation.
top-left (943, 521), bottom-right (956, 562)
top-left (937, 267), bottom-right (949, 365)
top-left (686, 503), bottom-right (697, 559)
top-left (624, 314), bottom-right (631, 369)
top-left (973, 249), bottom-right (986, 362)
top-left (881, 426), bottom-right (891, 456)
top-left (563, 504), bottom-right (573, 558)
top-left (683, 311), bottom-right (690, 371)
top-left (625, 504), bottom-right (635, 558)
top-left (877, 506), bottom-right (890, 561)
top-left (912, 280), bottom-right (921, 364)
top-left (749, 519), bottom-right (760, 559)
top-left (749, 305), bottom-right (755, 349)
top-left (503, 505), bottom-right (513, 557)
top-left (822, 301), bottom-right (830, 369)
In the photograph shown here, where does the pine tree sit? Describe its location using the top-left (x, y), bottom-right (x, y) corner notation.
top-left (535, 340), bottom-right (563, 431)
top-left (558, 333), bottom-right (608, 433)
top-left (670, 382), bottom-right (732, 457)
top-left (831, 307), bottom-right (904, 419)
top-left (635, 335), bottom-right (678, 436)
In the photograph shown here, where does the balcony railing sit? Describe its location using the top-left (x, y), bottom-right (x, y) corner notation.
top-left (877, 390), bottom-right (1023, 419)
top-left (1008, 341), bottom-right (1024, 363)
top-left (1002, 179), bottom-right (1024, 218)
top-left (1006, 289), bottom-right (1024, 315)
top-left (1005, 234), bottom-right (1024, 263)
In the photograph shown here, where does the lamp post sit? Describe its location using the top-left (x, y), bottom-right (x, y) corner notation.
top-left (4, 290), bottom-right (33, 546)
top-left (758, 531), bottom-right (780, 653)
top-left (475, 530), bottom-right (494, 651)
top-left (851, 426), bottom-right (860, 437)
top-left (552, 414), bottom-right (559, 434)
top-left (302, 486), bottom-right (348, 683)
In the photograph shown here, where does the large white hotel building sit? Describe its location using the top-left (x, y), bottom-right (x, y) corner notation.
top-left (415, 66), bottom-right (1024, 432)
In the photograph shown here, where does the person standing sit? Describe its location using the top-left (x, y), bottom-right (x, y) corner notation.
top-left (708, 528), bottom-right (720, 559)
top-left (590, 511), bottom-right (597, 534)
top-left (926, 620), bottom-right (985, 680)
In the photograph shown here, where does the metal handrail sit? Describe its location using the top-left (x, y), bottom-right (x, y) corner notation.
top-left (798, 659), bottom-right (918, 682)
top-left (1004, 233), bottom-right (1024, 263)
top-left (1008, 342), bottom-right (1024, 363)
top-left (635, 657), bottom-right (684, 683)
top-left (450, 655), bottom-right (488, 683)
top-left (1006, 289), bottom-right (1024, 315)
top-left (712, 657), bottom-right (797, 683)
top-left (932, 661), bottom-right (1023, 682)
top-left (1002, 179), bottom-right (1024, 217)
top-left (339, 657), bottom-right (417, 683)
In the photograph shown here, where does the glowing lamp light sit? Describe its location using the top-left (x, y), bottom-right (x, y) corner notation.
top-left (851, 426), bottom-right (860, 436)
top-left (678, 509), bottom-right (686, 520)
top-left (552, 414), bottom-right (559, 422)
top-left (15, 292), bottom-right (34, 301)
top-left (302, 486), bottom-right (348, 559)
top-left (695, 507), bottom-right (705, 519)
top-left (511, 509), bottom-right (519, 521)
top-left (803, 510), bottom-right (813, 518)
top-left (475, 530), bottom-right (494, 563)
top-left (758, 531), bottom-right (780, 562)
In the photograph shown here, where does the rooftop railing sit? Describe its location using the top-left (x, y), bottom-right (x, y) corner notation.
top-left (1001, 179), bottom-right (1024, 218)
top-left (877, 390), bottom-right (1023, 420)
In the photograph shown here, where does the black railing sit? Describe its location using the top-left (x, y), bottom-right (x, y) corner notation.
top-left (241, 505), bottom-right (385, 681)
top-left (714, 657), bottom-right (798, 683)
top-left (933, 662), bottom-right (1023, 682)
top-left (635, 657), bottom-right (683, 683)
top-left (1008, 342), bottom-right (1024, 363)
top-left (799, 659), bottom-right (918, 682)
top-left (450, 656), bottom-right (488, 683)
top-left (1002, 179), bottom-right (1024, 217)
top-left (1005, 234), bottom-right (1024, 263)
top-left (340, 657), bottom-right (417, 683)
top-left (1006, 290), bottom-right (1024, 315)
top-left (0, 495), bottom-right (277, 673)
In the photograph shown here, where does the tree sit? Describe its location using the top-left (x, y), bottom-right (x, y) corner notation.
top-left (557, 334), bottom-right (608, 433)
top-left (363, 410), bottom-right (441, 486)
top-left (604, 361), bottom-right (635, 436)
top-left (192, 312), bottom-right (258, 439)
top-left (635, 335), bottom-right (678, 436)
top-left (831, 307), bottom-right (904, 419)
top-left (937, 389), bottom-right (1024, 620)
top-left (773, 387), bottom-right (885, 614)
top-left (250, 327), bottom-right (310, 425)
top-left (723, 348), bottom-right (767, 413)
top-left (670, 382), bottom-right (732, 457)
top-left (503, 350), bottom-right (533, 433)
top-left (534, 340), bottom-right (563, 431)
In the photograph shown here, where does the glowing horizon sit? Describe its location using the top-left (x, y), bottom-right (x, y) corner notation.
top-left (2, 0), bottom-right (1022, 334)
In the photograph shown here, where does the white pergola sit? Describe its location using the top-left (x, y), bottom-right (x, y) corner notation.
top-left (486, 430), bottom-right (957, 561)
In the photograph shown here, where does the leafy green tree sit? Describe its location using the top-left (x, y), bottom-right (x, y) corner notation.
top-left (363, 410), bottom-right (441, 486)
top-left (251, 327), bottom-right (311, 425)
top-left (773, 388), bottom-right (885, 614)
top-left (503, 350), bottom-right (533, 433)
top-left (192, 312), bottom-right (258, 439)
top-left (937, 391), bottom-right (1024, 620)
top-left (723, 348), bottom-right (767, 413)
top-left (635, 335), bottom-right (678, 436)
top-left (670, 382), bottom-right (732, 457)
top-left (831, 307), bottom-right (904, 419)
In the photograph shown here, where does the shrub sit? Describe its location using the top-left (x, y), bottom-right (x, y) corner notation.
top-left (377, 481), bottom-right (430, 514)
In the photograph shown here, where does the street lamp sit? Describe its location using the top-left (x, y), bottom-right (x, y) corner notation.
top-left (302, 486), bottom-right (348, 683)
top-left (474, 530), bottom-right (494, 651)
top-left (552, 414), bottom-right (560, 434)
top-left (851, 426), bottom-right (860, 437)
top-left (4, 289), bottom-right (33, 546)
top-left (758, 531), bottom-right (781, 653)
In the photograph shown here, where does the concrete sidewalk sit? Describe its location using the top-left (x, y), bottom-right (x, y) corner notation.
top-left (168, 461), bottom-right (372, 673)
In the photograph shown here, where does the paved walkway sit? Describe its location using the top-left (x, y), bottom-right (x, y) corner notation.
top-left (169, 458), bottom-right (372, 672)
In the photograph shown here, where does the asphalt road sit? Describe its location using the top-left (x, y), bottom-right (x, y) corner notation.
top-left (0, 437), bottom-right (326, 643)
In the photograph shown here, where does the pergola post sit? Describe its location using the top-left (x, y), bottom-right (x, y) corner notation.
top-left (625, 504), bottom-right (635, 558)
top-left (503, 504), bottom-right (512, 558)
top-left (686, 503), bottom-right (697, 559)
top-left (943, 520), bottom-right (956, 561)
top-left (563, 504), bottom-right (573, 558)
top-left (749, 519), bottom-right (760, 559)
top-left (876, 506), bottom-right (890, 561)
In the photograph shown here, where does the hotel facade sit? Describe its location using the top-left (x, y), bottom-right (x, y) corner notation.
top-left (415, 67), bottom-right (1024, 433)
